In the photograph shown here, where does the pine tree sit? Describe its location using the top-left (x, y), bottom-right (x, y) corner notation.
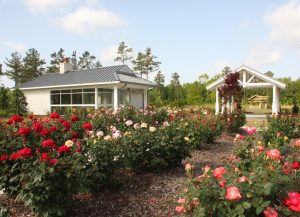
top-left (114, 41), bottom-right (133, 65)
top-left (78, 51), bottom-right (102, 70)
top-left (0, 86), bottom-right (9, 110)
top-left (22, 48), bottom-right (46, 83)
top-left (132, 48), bottom-right (161, 79)
top-left (154, 71), bottom-right (165, 103)
top-left (4, 52), bottom-right (23, 86)
top-left (132, 52), bottom-right (146, 77)
top-left (47, 48), bottom-right (65, 73)
top-left (171, 72), bottom-right (180, 101)
top-left (12, 88), bottom-right (28, 115)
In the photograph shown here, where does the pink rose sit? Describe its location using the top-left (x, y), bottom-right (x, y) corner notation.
top-left (225, 186), bottom-right (242, 200)
top-left (266, 149), bottom-right (281, 160)
top-left (213, 167), bottom-right (226, 179)
top-left (263, 207), bottom-right (278, 217)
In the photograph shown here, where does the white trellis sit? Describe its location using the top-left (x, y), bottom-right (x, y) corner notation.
top-left (206, 65), bottom-right (286, 114)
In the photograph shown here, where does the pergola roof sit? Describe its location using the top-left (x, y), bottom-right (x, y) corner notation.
top-left (248, 95), bottom-right (269, 102)
top-left (206, 65), bottom-right (286, 90)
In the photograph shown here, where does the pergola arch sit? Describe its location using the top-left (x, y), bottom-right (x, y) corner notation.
top-left (206, 65), bottom-right (286, 114)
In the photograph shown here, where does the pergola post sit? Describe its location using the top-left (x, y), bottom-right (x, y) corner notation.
top-left (215, 89), bottom-right (220, 114)
top-left (272, 85), bottom-right (280, 114)
top-left (113, 85), bottom-right (118, 111)
top-left (221, 98), bottom-right (225, 114)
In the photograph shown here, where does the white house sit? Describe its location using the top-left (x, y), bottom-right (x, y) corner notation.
top-left (206, 65), bottom-right (286, 114)
top-left (19, 59), bottom-right (156, 115)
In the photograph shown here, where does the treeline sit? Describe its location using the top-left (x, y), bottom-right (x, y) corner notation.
top-left (149, 69), bottom-right (300, 107)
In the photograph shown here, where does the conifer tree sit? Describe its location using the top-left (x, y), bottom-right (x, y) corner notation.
top-left (114, 41), bottom-right (133, 65)
top-left (47, 48), bottom-right (65, 73)
top-left (22, 48), bottom-right (46, 83)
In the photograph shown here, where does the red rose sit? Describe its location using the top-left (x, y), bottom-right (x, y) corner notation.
top-left (225, 186), bottom-right (242, 200)
top-left (292, 162), bottom-right (299, 169)
top-left (18, 147), bottom-right (32, 158)
top-left (71, 132), bottom-right (80, 139)
top-left (50, 126), bottom-right (57, 131)
top-left (49, 112), bottom-right (60, 119)
top-left (9, 152), bottom-right (20, 160)
top-left (62, 121), bottom-right (71, 131)
top-left (40, 153), bottom-right (50, 162)
top-left (10, 115), bottom-right (23, 123)
top-left (169, 115), bottom-right (175, 121)
top-left (59, 117), bottom-right (64, 123)
top-left (71, 115), bottom-right (79, 122)
top-left (266, 149), bottom-right (281, 160)
top-left (57, 145), bottom-right (70, 154)
top-left (33, 123), bottom-right (43, 133)
top-left (40, 129), bottom-right (51, 137)
top-left (213, 167), bottom-right (226, 179)
top-left (28, 114), bottom-right (34, 119)
top-left (263, 207), bottom-right (278, 217)
top-left (49, 158), bottom-right (58, 166)
top-left (284, 192), bottom-right (300, 213)
top-left (42, 139), bottom-right (56, 149)
top-left (82, 122), bottom-right (92, 130)
top-left (18, 128), bottom-right (31, 136)
top-left (0, 154), bottom-right (8, 161)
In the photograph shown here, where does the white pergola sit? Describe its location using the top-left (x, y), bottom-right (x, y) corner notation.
top-left (206, 65), bottom-right (286, 114)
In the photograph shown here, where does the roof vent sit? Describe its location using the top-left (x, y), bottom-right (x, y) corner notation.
top-left (60, 57), bottom-right (73, 74)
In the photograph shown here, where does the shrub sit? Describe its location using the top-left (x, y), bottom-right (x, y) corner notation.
top-left (0, 114), bottom-right (87, 217)
top-left (223, 109), bottom-right (246, 135)
top-left (262, 114), bottom-right (300, 145)
top-left (177, 135), bottom-right (300, 216)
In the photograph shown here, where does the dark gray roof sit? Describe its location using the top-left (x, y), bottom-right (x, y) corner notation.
top-left (20, 65), bottom-right (156, 89)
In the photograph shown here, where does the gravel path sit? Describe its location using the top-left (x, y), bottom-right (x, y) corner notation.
top-left (0, 135), bottom-right (234, 217)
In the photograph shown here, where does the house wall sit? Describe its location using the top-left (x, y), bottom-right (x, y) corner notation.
top-left (23, 89), bottom-right (50, 115)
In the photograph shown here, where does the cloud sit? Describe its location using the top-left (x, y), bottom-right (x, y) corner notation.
top-left (21, 0), bottom-right (71, 12)
top-left (55, 7), bottom-right (124, 34)
top-left (2, 41), bottom-right (25, 52)
top-left (100, 45), bottom-right (118, 65)
top-left (245, 45), bottom-right (282, 67)
top-left (265, 1), bottom-right (300, 45)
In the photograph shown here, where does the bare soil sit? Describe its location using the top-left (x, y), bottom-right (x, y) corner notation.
top-left (0, 135), bottom-right (235, 217)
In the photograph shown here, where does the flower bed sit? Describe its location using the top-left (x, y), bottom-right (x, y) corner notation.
top-left (177, 132), bottom-right (300, 216)
top-left (0, 106), bottom-right (224, 216)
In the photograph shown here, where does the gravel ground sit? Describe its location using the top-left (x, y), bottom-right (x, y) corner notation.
top-left (0, 135), bottom-right (235, 217)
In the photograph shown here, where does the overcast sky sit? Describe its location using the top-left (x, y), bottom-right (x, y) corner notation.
top-left (1, 0), bottom-right (300, 87)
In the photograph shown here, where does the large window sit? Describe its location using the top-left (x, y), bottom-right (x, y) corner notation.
top-left (119, 90), bottom-right (129, 105)
top-left (50, 88), bottom-right (95, 110)
top-left (98, 89), bottom-right (113, 108)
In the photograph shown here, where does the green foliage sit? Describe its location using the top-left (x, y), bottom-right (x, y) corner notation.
top-left (224, 109), bottom-right (246, 135)
top-left (12, 88), bottom-right (28, 115)
top-left (0, 86), bottom-right (9, 110)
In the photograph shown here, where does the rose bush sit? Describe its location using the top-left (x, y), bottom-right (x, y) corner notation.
top-left (177, 132), bottom-right (300, 216)
top-left (0, 114), bottom-right (88, 217)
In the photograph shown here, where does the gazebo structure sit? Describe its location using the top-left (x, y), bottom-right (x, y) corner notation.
top-left (248, 95), bottom-right (269, 109)
top-left (206, 65), bottom-right (286, 114)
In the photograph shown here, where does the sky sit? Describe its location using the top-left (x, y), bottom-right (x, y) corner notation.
top-left (1, 0), bottom-right (300, 87)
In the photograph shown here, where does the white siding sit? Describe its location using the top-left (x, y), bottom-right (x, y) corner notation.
top-left (23, 89), bottom-right (50, 115)
top-left (130, 89), bottom-right (144, 109)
